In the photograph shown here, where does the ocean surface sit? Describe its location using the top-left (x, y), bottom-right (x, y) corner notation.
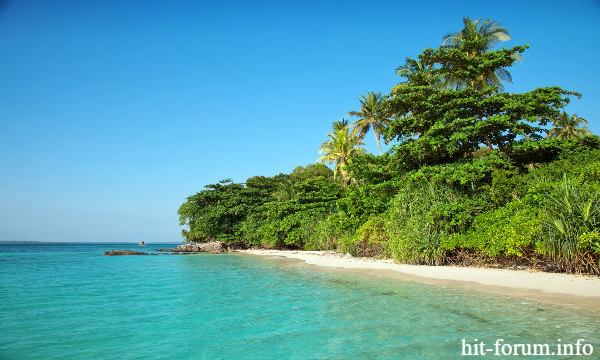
top-left (1, 243), bottom-right (599, 360)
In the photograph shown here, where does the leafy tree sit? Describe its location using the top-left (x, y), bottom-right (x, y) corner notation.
top-left (275, 164), bottom-right (333, 201)
top-left (337, 181), bottom-right (398, 223)
top-left (346, 91), bottom-right (389, 154)
top-left (318, 121), bottom-right (366, 183)
top-left (507, 136), bottom-right (600, 166)
top-left (393, 58), bottom-right (436, 91)
top-left (442, 17), bottom-right (515, 91)
top-left (290, 163), bottom-right (334, 182)
top-left (177, 179), bottom-right (248, 242)
top-left (178, 176), bottom-right (283, 242)
top-left (547, 111), bottom-right (591, 139)
top-left (244, 177), bottom-right (340, 248)
top-left (385, 42), bottom-right (579, 165)
top-left (176, 17), bottom-right (600, 275)
top-left (343, 153), bottom-right (398, 185)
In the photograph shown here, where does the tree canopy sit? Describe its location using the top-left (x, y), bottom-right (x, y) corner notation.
top-left (385, 42), bottom-right (579, 166)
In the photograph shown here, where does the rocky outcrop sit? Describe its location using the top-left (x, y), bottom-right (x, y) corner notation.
top-left (227, 242), bottom-right (248, 251)
top-left (157, 241), bottom-right (248, 254)
top-left (104, 250), bottom-right (155, 256)
top-left (104, 250), bottom-right (191, 256)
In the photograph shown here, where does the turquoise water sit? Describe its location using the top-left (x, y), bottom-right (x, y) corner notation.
top-left (1, 244), bottom-right (599, 359)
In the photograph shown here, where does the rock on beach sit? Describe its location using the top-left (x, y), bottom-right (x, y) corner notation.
top-left (104, 250), bottom-right (155, 256)
top-left (157, 241), bottom-right (246, 254)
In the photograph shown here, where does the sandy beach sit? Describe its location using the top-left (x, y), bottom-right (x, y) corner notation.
top-left (238, 250), bottom-right (600, 312)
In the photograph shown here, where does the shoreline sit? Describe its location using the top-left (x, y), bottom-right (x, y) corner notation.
top-left (237, 249), bottom-right (600, 312)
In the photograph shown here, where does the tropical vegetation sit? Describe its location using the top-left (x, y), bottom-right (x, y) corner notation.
top-left (547, 111), bottom-right (591, 140)
top-left (346, 91), bottom-right (389, 155)
top-left (317, 119), bottom-right (365, 184)
top-left (178, 17), bottom-right (599, 275)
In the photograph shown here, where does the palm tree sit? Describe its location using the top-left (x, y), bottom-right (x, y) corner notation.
top-left (331, 118), bottom-right (350, 132)
top-left (442, 17), bottom-right (516, 91)
top-left (547, 111), bottom-right (591, 140)
top-left (346, 91), bottom-right (389, 155)
top-left (274, 179), bottom-right (295, 202)
top-left (317, 120), bottom-right (366, 184)
top-left (392, 58), bottom-right (439, 92)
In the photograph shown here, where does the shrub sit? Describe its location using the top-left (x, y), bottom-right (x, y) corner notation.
top-left (339, 216), bottom-right (388, 257)
top-left (384, 183), bottom-right (460, 265)
top-left (404, 151), bottom-right (511, 190)
top-left (540, 176), bottom-right (600, 274)
top-left (442, 201), bottom-right (542, 257)
top-left (527, 148), bottom-right (600, 183)
top-left (487, 168), bottom-right (526, 206)
top-left (386, 217), bottom-right (447, 265)
top-left (304, 213), bottom-right (344, 251)
top-left (336, 181), bottom-right (399, 224)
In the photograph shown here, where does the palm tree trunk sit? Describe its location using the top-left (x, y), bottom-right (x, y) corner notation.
top-left (373, 128), bottom-right (383, 155)
top-left (341, 158), bottom-right (350, 184)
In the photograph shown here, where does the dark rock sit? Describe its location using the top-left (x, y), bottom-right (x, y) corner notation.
top-left (157, 241), bottom-right (233, 254)
top-left (227, 242), bottom-right (249, 251)
top-left (104, 250), bottom-right (155, 256)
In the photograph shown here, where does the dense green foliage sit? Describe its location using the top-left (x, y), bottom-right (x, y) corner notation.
top-left (178, 17), bottom-right (598, 274)
top-left (178, 164), bottom-right (338, 248)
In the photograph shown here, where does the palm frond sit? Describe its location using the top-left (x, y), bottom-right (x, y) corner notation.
top-left (547, 111), bottom-right (593, 140)
top-left (494, 68), bottom-right (513, 83)
top-left (442, 17), bottom-right (513, 90)
top-left (317, 122), bottom-right (366, 182)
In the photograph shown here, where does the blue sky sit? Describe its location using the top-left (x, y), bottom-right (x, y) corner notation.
top-left (1, 0), bottom-right (599, 243)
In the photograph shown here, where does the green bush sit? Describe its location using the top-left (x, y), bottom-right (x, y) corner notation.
top-left (579, 231), bottom-right (600, 256)
top-left (339, 216), bottom-right (388, 257)
top-left (304, 213), bottom-right (347, 251)
top-left (540, 176), bottom-right (600, 273)
top-left (508, 136), bottom-right (600, 166)
top-left (487, 168), bottom-right (526, 206)
top-left (336, 181), bottom-right (399, 223)
top-left (578, 162), bottom-right (600, 189)
top-left (384, 183), bottom-right (460, 265)
top-left (404, 151), bottom-right (511, 190)
top-left (528, 148), bottom-right (600, 183)
top-left (386, 217), bottom-right (447, 265)
top-left (442, 201), bottom-right (542, 257)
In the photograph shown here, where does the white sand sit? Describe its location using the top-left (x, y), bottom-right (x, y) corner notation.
top-left (238, 249), bottom-right (600, 310)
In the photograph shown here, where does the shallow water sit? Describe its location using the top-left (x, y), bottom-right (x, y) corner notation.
top-left (1, 243), bottom-right (599, 359)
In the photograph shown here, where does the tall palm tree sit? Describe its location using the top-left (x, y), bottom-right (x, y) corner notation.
top-left (442, 17), bottom-right (515, 91)
top-left (346, 91), bottom-right (389, 155)
top-left (547, 111), bottom-right (591, 140)
top-left (317, 120), bottom-right (366, 184)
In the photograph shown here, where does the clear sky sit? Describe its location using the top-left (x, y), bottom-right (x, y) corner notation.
top-left (1, 0), bottom-right (599, 243)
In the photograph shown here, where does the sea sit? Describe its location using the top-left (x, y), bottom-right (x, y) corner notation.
top-left (1, 243), bottom-right (599, 360)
